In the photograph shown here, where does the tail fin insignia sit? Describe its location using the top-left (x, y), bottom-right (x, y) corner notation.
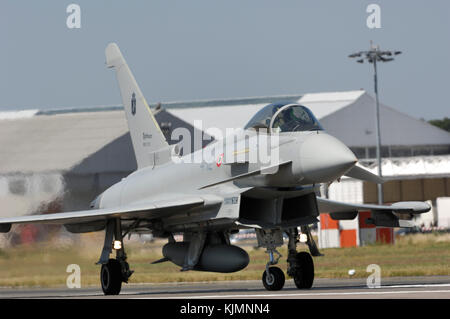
top-left (131, 92), bottom-right (136, 115)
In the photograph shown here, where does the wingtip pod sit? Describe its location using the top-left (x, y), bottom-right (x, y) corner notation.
top-left (105, 42), bottom-right (123, 69)
top-left (390, 201), bottom-right (431, 214)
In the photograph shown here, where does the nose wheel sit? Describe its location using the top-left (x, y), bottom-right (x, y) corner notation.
top-left (262, 266), bottom-right (285, 291)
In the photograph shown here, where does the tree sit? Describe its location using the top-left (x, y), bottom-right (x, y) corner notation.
top-left (429, 117), bottom-right (450, 132)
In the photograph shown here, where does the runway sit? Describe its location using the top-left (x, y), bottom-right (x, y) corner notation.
top-left (1, 276), bottom-right (449, 299)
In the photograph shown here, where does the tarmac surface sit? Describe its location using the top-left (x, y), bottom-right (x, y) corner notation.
top-left (1, 276), bottom-right (449, 299)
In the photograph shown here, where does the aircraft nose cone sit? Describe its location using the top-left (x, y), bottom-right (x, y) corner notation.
top-left (299, 133), bottom-right (357, 183)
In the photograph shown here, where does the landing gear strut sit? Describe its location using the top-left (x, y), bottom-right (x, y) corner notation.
top-left (98, 219), bottom-right (134, 295)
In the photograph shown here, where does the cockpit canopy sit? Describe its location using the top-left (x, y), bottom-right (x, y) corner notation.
top-left (244, 102), bottom-right (323, 133)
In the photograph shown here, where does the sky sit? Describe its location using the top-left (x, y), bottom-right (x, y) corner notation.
top-left (1, 1), bottom-right (449, 120)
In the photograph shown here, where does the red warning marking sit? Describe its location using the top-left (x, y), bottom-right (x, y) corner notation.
top-left (216, 153), bottom-right (224, 167)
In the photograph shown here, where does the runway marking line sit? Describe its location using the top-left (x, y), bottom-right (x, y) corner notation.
top-left (132, 283), bottom-right (450, 299)
top-left (143, 289), bottom-right (450, 299)
top-left (381, 283), bottom-right (450, 288)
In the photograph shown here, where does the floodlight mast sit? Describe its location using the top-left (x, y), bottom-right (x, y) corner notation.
top-left (348, 42), bottom-right (402, 205)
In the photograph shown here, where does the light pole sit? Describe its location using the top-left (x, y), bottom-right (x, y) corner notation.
top-left (349, 42), bottom-right (402, 205)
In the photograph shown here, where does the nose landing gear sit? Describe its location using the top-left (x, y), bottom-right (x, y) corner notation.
top-left (256, 229), bottom-right (286, 291)
top-left (256, 227), bottom-right (318, 292)
top-left (262, 247), bottom-right (285, 291)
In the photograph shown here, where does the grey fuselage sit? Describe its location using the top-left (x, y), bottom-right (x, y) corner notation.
top-left (95, 129), bottom-right (356, 233)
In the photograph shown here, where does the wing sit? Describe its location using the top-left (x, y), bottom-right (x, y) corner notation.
top-left (317, 197), bottom-right (430, 214)
top-left (316, 197), bottom-right (431, 228)
top-left (0, 194), bottom-right (218, 233)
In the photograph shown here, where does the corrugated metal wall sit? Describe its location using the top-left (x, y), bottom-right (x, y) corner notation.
top-left (363, 178), bottom-right (450, 203)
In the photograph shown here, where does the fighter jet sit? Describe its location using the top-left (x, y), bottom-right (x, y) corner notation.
top-left (0, 43), bottom-right (430, 295)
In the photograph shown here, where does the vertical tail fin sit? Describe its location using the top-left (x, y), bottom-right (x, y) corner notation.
top-left (105, 43), bottom-right (169, 169)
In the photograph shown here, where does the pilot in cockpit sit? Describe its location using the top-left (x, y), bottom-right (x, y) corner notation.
top-left (245, 103), bottom-right (323, 133)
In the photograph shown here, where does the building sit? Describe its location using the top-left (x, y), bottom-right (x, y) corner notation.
top-left (318, 155), bottom-right (450, 248)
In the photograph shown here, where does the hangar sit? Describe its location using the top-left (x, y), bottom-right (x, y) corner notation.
top-left (0, 90), bottom-right (449, 245)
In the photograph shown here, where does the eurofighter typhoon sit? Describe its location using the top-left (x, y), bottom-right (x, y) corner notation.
top-left (0, 43), bottom-right (430, 295)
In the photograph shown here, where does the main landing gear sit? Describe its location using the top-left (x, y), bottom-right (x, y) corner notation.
top-left (256, 227), bottom-right (319, 291)
top-left (98, 219), bottom-right (134, 295)
top-left (286, 228), bottom-right (314, 289)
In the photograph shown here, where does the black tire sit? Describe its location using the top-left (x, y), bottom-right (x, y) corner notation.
top-left (262, 267), bottom-right (285, 291)
top-left (293, 252), bottom-right (314, 289)
top-left (101, 259), bottom-right (123, 295)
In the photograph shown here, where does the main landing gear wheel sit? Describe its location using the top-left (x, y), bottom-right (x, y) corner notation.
top-left (262, 266), bottom-right (285, 291)
top-left (292, 252), bottom-right (314, 289)
top-left (101, 259), bottom-right (123, 295)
